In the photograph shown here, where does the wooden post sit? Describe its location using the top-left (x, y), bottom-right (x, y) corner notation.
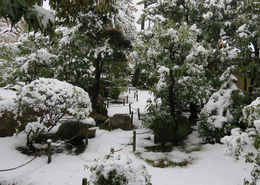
top-left (136, 94), bottom-right (138, 102)
top-left (133, 131), bottom-right (136, 152)
top-left (47, 139), bottom-right (52, 164)
top-left (129, 103), bottom-right (131, 114)
top-left (126, 95), bottom-right (128, 103)
top-left (123, 98), bottom-right (125, 106)
top-left (107, 98), bottom-right (109, 108)
top-left (85, 128), bottom-right (89, 146)
top-left (138, 108), bottom-right (140, 120)
top-left (129, 88), bottom-right (130, 94)
top-left (108, 119), bottom-right (111, 131)
top-left (131, 111), bottom-right (133, 128)
top-left (82, 178), bottom-right (88, 185)
top-left (110, 147), bottom-right (114, 154)
top-left (134, 92), bottom-right (136, 98)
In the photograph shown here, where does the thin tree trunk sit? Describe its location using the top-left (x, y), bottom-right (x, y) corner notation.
top-left (92, 56), bottom-right (102, 112)
top-left (169, 70), bottom-right (179, 146)
top-left (189, 102), bottom-right (198, 121)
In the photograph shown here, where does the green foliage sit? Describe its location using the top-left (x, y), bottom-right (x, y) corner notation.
top-left (143, 99), bottom-right (176, 146)
top-left (93, 168), bottom-right (128, 185)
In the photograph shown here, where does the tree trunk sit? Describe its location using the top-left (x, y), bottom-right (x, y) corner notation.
top-left (249, 41), bottom-right (259, 95)
top-left (133, 67), bottom-right (140, 87)
top-left (189, 102), bottom-right (198, 121)
top-left (244, 77), bottom-right (247, 92)
top-left (92, 56), bottom-right (102, 112)
top-left (169, 70), bottom-right (179, 146)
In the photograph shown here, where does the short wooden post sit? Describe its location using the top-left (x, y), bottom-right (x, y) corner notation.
top-left (82, 178), bottom-right (88, 185)
top-left (85, 128), bottom-right (89, 146)
top-left (110, 147), bottom-right (114, 154)
top-left (138, 108), bottom-right (140, 120)
top-left (123, 98), bottom-right (125, 106)
top-left (136, 94), bottom-right (138, 102)
top-left (108, 119), bottom-right (111, 131)
top-left (129, 103), bottom-right (131, 114)
top-left (47, 139), bottom-right (52, 164)
top-left (133, 131), bottom-right (136, 152)
top-left (129, 88), bottom-right (130, 94)
top-left (131, 111), bottom-right (133, 128)
top-left (107, 98), bottom-right (109, 108)
top-left (126, 95), bottom-right (128, 103)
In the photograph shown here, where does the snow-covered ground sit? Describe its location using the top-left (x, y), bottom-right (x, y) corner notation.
top-left (0, 88), bottom-right (255, 185)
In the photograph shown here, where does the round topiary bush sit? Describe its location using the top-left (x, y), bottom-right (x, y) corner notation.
top-left (88, 153), bottom-right (152, 185)
top-left (14, 78), bottom-right (92, 146)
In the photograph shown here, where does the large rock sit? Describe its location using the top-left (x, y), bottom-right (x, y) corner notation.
top-left (0, 111), bottom-right (17, 137)
top-left (56, 121), bottom-right (96, 143)
top-left (110, 114), bottom-right (131, 130)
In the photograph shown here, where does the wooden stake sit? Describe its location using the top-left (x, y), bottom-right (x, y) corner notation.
top-left (85, 128), bottom-right (89, 146)
top-left (131, 111), bottom-right (133, 128)
top-left (82, 178), bottom-right (87, 185)
top-left (133, 131), bottom-right (136, 152)
top-left (47, 139), bottom-right (52, 164)
top-left (138, 108), bottom-right (140, 120)
top-left (129, 103), bottom-right (131, 114)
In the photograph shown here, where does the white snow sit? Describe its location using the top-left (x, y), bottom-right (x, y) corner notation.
top-left (0, 88), bottom-right (255, 185)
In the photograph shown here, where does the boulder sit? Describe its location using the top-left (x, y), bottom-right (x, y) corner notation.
top-left (56, 121), bottom-right (96, 144)
top-left (110, 114), bottom-right (131, 130)
top-left (0, 111), bottom-right (17, 137)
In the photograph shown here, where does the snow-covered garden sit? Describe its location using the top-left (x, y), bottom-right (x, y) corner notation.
top-left (2, 0), bottom-right (260, 184)
top-left (0, 88), bottom-right (255, 185)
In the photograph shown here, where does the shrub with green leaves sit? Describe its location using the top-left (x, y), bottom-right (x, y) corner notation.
top-left (142, 99), bottom-right (176, 147)
top-left (14, 78), bottom-right (92, 146)
top-left (87, 153), bottom-right (152, 185)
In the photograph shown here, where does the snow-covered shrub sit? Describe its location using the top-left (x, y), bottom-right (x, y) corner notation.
top-left (198, 67), bottom-right (244, 143)
top-left (221, 95), bottom-right (260, 185)
top-left (88, 153), bottom-right (152, 185)
top-left (240, 97), bottom-right (260, 127)
top-left (14, 78), bottom-right (92, 146)
top-left (221, 121), bottom-right (260, 185)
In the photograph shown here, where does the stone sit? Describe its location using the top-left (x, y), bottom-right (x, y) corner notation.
top-left (0, 111), bottom-right (17, 137)
top-left (56, 121), bottom-right (96, 143)
top-left (110, 114), bottom-right (131, 130)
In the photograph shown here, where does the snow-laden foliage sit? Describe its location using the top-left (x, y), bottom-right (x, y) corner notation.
top-left (198, 67), bottom-right (244, 143)
top-left (88, 153), bottom-right (152, 185)
top-left (133, 21), bottom-right (212, 145)
top-left (14, 78), bottom-right (92, 145)
top-left (221, 120), bottom-right (260, 184)
top-left (240, 98), bottom-right (260, 128)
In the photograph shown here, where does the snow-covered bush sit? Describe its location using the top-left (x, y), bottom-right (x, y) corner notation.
top-left (14, 78), bottom-right (92, 146)
top-left (221, 121), bottom-right (260, 185)
top-left (88, 153), bottom-right (152, 185)
top-left (198, 67), bottom-right (244, 143)
top-left (240, 97), bottom-right (260, 127)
